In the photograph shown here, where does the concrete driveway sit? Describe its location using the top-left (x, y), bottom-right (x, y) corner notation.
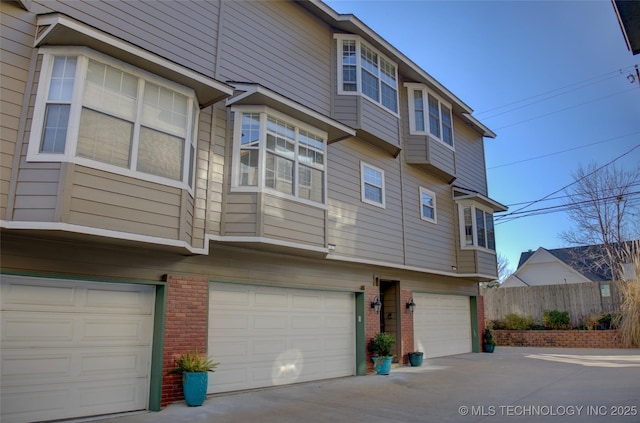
top-left (98, 347), bottom-right (640, 423)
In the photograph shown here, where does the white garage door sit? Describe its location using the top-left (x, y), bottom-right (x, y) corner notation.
top-left (413, 293), bottom-right (471, 359)
top-left (207, 283), bottom-right (355, 393)
top-left (1, 275), bottom-right (154, 423)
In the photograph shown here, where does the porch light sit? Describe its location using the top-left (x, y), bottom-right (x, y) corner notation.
top-left (371, 296), bottom-right (382, 314)
top-left (406, 298), bottom-right (416, 313)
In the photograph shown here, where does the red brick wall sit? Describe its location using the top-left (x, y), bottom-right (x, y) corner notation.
top-left (400, 289), bottom-right (415, 365)
top-left (365, 285), bottom-right (380, 373)
top-left (494, 330), bottom-right (628, 348)
top-left (161, 274), bottom-right (209, 407)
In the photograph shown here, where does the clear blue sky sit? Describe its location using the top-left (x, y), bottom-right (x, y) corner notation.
top-left (324, 0), bottom-right (640, 274)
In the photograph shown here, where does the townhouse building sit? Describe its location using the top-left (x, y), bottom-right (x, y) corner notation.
top-left (0, 1), bottom-right (506, 421)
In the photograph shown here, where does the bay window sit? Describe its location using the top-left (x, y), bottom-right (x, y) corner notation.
top-left (459, 203), bottom-right (496, 251)
top-left (28, 47), bottom-right (198, 191)
top-left (406, 83), bottom-right (454, 148)
top-left (232, 107), bottom-right (327, 206)
top-left (335, 34), bottom-right (399, 114)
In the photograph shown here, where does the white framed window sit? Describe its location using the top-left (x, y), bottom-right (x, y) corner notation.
top-left (458, 202), bottom-right (496, 251)
top-left (231, 106), bottom-right (327, 206)
top-left (28, 46), bottom-right (198, 191)
top-left (419, 187), bottom-right (437, 223)
top-left (405, 83), bottom-right (454, 148)
top-left (335, 34), bottom-right (399, 115)
top-left (360, 162), bottom-right (385, 208)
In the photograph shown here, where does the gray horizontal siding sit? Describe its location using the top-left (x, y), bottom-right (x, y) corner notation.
top-left (262, 195), bottom-right (325, 247)
top-left (12, 161), bottom-right (61, 222)
top-left (452, 122), bottom-right (488, 194)
top-left (30, 0), bottom-right (219, 78)
top-left (223, 192), bottom-right (258, 236)
top-left (217, 0), bottom-right (331, 114)
top-left (402, 167), bottom-right (457, 272)
top-left (68, 166), bottom-right (182, 240)
top-left (1, 1), bottom-right (35, 219)
top-left (477, 250), bottom-right (498, 277)
top-left (327, 138), bottom-right (404, 264)
top-left (359, 99), bottom-right (400, 147)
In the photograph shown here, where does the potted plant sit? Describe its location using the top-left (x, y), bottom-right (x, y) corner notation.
top-left (168, 350), bottom-right (219, 406)
top-left (408, 351), bottom-right (424, 367)
top-left (482, 328), bottom-right (497, 353)
top-left (368, 332), bottom-right (395, 375)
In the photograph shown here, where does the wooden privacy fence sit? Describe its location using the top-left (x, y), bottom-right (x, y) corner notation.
top-left (482, 281), bottom-right (622, 326)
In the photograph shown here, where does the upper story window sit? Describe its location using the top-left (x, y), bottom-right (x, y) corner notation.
top-left (405, 83), bottom-right (454, 148)
top-left (28, 47), bottom-right (198, 191)
top-left (335, 34), bottom-right (398, 114)
top-left (232, 106), bottom-right (327, 206)
top-left (419, 187), bottom-right (437, 223)
top-left (459, 203), bottom-right (496, 251)
top-left (361, 162), bottom-right (385, 208)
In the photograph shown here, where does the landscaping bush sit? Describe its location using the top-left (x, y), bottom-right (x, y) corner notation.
top-left (500, 313), bottom-right (534, 330)
top-left (542, 310), bottom-right (570, 329)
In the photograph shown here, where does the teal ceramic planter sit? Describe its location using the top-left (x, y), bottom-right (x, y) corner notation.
top-left (183, 372), bottom-right (208, 406)
top-left (408, 352), bottom-right (423, 367)
top-left (372, 356), bottom-right (393, 375)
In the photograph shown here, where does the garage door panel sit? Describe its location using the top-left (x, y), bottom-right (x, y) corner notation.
top-left (413, 293), bottom-right (471, 359)
top-left (208, 283), bottom-right (355, 394)
top-left (1, 276), bottom-right (153, 423)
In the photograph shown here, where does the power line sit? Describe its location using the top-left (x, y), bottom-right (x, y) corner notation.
top-left (502, 181), bottom-right (640, 207)
top-left (475, 65), bottom-right (637, 117)
top-left (487, 131), bottom-right (640, 170)
top-left (495, 143), bottom-right (640, 222)
top-left (493, 87), bottom-right (637, 131)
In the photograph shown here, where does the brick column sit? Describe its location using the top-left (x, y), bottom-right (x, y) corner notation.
top-left (161, 274), bottom-right (209, 407)
top-left (365, 285), bottom-right (380, 373)
top-left (400, 289), bottom-right (415, 365)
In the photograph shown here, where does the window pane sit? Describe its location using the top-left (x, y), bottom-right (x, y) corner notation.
top-left (239, 149), bottom-right (259, 186)
top-left (342, 40), bottom-right (357, 92)
top-left (442, 104), bottom-right (453, 146)
top-left (381, 83), bottom-right (397, 112)
top-left (142, 83), bottom-right (188, 137)
top-left (84, 60), bottom-right (138, 119)
top-left (137, 126), bottom-right (184, 180)
top-left (48, 56), bottom-right (76, 102)
top-left (428, 94), bottom-right (440, 138)
top-left (361, 70), bottom-right (379, 102)
top-left (463, 206), bottom-right (474, 246)
top-left (265, 152), bottom-right (293, 195)
top-left (414, 90), bottom-right (425, 131)
top-left (188, 144), bottom-right (195, 188)
top-left (241, 113), bottom-right (260, 146)
top-left (40, 104), bottom-right (70, 153)
top-left (486, 213), bottom-right (495, 250)
top-left (476, 208), bottom-right (486, 248)
top-left (298, 165), bottom-right (324, 203)
top-left (266, 117), bottom-right (295, 158)
top-left (299, 130), bottom-right (324, 167)
top-left (361, 45), bottom-right (378, 74)
top-left (421, 191), bottom-right (435, 220)
top-left (77, 108), bottom-right (132, 168)
top-left (364, 183), bottom-right (382, 203)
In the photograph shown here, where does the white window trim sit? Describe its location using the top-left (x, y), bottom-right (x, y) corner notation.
top-left (335, 34), bottom-right (399, 117)
top-left (27, 46), bottom-right (198, 194)
top-left (360, 161), bottom-right (386, 208)
top-left (419, 187), bottom-right (437, 224)
top-left (405, 82), bottom-right (454, 150)
top-left (457, 201), bottom-right (496, 253)
top-left (230, 105), bottom-right (328, 209)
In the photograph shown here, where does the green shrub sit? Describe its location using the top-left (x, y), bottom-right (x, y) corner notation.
top-left (368, 332), bottom-right (395, 357)
top-left (542, 310), bottom-right (570, 329)
top-left (500, 313), bottom-right (533, 330)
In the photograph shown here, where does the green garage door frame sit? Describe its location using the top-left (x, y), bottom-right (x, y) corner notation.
top-left (0, 270), bottom-right (167, 412)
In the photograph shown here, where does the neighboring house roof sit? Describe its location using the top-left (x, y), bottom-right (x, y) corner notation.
top-left (505, 242), bottom-right (639, 288)
top-left (612, 0), bottom-right (640, 55)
